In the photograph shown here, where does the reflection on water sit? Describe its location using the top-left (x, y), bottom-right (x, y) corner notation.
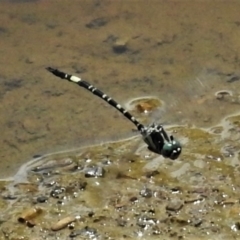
top-left (1, 0), bottom-right (240, 178)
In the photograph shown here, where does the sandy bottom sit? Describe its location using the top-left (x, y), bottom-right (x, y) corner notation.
top-left (1, 110), bottom-right (240, 239)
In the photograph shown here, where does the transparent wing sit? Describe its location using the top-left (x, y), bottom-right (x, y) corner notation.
top-left (128, 68), bottom-right (240, 129)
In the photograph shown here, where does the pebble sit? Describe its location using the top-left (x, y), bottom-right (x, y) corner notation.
top-left (50, 186), bottom-right (65, 198)
top-left (84, 166), bottom-right (105, 178)
top-left (137, 216), bottom-right (157, 228)
top-left (36, 196), bottom-right (48, 203)
top-left (70, 226), bottom-right (98, 238)
top-left (166, 199), bottom-right (183, 211)
top-left (139, 188), bottom-right (152, 198)
top-left (112, 38), bottom-right (128, 53)
top-left (191, 217), bottom-right (202, 227)
top-left (116, 217), bottom-right (127, 227)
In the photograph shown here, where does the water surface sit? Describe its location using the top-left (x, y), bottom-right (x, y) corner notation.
top-left (1, 0), bottom-right (240, 178)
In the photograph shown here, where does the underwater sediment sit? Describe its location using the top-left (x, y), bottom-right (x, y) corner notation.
top-left (1, 109), bottom-right (240, 239)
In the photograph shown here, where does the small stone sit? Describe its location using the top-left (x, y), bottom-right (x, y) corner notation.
top-left (50, 186), bottom-right (65, 198)
top-left (166, 199), bottom-right (183, 211)
top-left (191, 217), bottom-right (202, 227)
top-left (139, 188), bottom-right (152, 198)
top-left (137, 216), bottom-right (157, 228)
top-left (70, 226), bottom-right (97, 238)
top-left (79, 181), bottom-right (87, 190)
top-left (116, 218), bottom-right (127, 227)
top-left (234, 222), bottom-right (240, 230)
top-left (129, 196), bottom-right (138, 202)
top-left (36, 196), bottom-right (48, 203)
top-left (84, 166), bottom-right (105, 178)
top-left (112, 38), bottom-right (128, 53)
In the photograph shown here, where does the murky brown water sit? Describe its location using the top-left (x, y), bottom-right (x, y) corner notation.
top-left (2, 1), bottom-right (240, 239)
top-left (1, 0), bottom-right (240, 178)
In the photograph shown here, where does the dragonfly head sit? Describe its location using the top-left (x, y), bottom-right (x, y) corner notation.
top-left (161, 135), bottom-right (182, 160)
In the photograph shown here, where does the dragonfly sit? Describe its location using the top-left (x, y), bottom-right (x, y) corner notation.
top-left (46, 67), bottom-right (182, 160)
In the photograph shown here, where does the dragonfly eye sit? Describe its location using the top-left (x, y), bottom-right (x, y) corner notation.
top-left (161, 138), bottom-right (181, 160)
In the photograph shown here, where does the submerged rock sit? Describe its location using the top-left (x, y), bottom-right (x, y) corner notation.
top-left (112, 38), bottom-right (128, 53)
top-left (84, 165), bottom-right (105, 178)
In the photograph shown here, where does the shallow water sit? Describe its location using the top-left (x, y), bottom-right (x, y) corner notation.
top-left (0, 0), bottom-right (240, 187)
top-left (2, 1), bottom-right (240, 239)
top-left (0, 0), bottom-right (239, 178)
top-left (1, 112), bottom-right (240, 239)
